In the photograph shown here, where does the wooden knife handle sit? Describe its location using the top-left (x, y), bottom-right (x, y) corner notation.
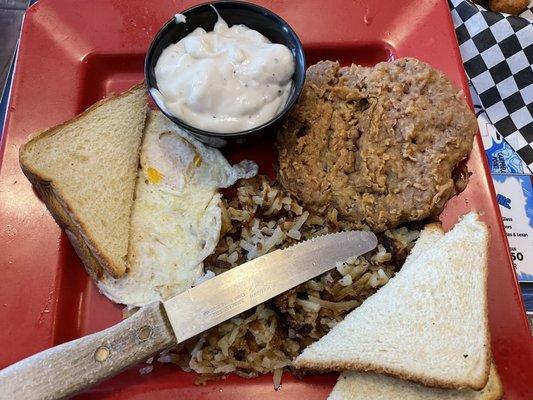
top-left (0, 301), bottom-right (176, 400)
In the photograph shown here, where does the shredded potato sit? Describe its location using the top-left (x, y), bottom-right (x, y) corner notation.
top-left (161, 176), bottom-right (419, 386)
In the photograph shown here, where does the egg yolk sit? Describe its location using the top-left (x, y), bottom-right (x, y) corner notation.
top-left (147, 167), bottom-right (164, 184)
top-left (193, 154), bottom-right (202, 167)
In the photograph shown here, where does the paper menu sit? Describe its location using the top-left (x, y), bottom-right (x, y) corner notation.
top-left (474, 86), bottom-right (533, 282)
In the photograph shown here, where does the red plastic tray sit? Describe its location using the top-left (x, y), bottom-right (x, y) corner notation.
top-left (1, 0), bottom-right (532, 398)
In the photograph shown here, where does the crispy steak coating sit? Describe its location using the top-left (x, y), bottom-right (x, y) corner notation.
top-left (489, 0), bottom-right (529, 15)
top-left (277, 58), bottom-right (478, 232)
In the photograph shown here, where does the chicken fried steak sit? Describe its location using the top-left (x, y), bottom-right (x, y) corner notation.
top-left (277, 58), bottom-right (478, 232)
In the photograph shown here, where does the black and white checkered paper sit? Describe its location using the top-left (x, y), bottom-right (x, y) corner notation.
top-left (450, 0), bottom-right (533, 171)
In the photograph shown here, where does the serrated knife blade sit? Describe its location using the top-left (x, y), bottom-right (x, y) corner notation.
top-left (164, 230), bottom-right (377, 342)
top-left (0, 230), bottom-right (377, 400)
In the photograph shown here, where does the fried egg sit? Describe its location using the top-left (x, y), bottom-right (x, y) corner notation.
top-left (98, 111), bottom-right (257, 307)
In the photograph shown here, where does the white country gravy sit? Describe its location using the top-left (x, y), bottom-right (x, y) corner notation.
top-left (153, 13), bottom-right (295, 133)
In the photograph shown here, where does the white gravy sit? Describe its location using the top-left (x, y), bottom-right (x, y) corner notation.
top-left (154, 13), bottom-right (295, 133)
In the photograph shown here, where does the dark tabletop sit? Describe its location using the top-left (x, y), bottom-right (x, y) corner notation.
top-left (0, 0), bottom-right (31, 135)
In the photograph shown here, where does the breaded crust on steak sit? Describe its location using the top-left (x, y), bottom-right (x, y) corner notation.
top-left (277, 58), bottom-right (478, 232)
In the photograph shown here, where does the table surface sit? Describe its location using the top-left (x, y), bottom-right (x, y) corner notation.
top-left (0, 0), bottom-right (33, 139)
top-left (0, 1), bottom-right (30, 98)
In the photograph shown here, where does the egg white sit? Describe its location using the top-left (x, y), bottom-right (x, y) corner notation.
top-left (98, 111), bottom-right (257, 307)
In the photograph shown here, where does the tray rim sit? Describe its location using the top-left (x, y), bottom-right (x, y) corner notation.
top-left (1, 0), bottom-right (532, 398)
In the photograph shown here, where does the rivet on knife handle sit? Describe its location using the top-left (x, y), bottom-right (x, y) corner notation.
top-left (0, 302), bottom-right (175, 400)
top-left (0, 230), bottom-right (377, 399)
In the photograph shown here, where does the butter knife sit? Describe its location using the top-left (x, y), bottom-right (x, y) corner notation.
top-left (0, 230), bottom-right (377, 400)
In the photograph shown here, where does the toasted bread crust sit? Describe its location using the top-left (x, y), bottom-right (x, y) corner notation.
top-left (329, 361), bottom-right (503, 400)
top-left (295, 214), bottom-right (492, 391)
top-left (479, 220), bottom-right (492, 390)
top-left (19, 82), bottom-right (147, 279)
top-left (485, 364), bottom-right (504, 400)
top-left (20, 153), bottom-right (115, 280)
top-left (296, 357), bottom-right (488, 390)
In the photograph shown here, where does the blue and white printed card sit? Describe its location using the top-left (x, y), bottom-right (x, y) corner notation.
top-left (474, 86), bottom-right (533, 282)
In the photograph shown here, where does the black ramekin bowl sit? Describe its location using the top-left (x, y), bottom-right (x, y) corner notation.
top-left (145, 1), bottom-right (306, 147)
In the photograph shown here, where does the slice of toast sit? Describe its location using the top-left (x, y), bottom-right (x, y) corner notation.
top-left (329, 362), bottom-right (503, 400)
top-left (97, 111), bottom-right (258, 307)
top-left (294, 212), bottom-right (491, 390)
top-left (19, 83), bottom-right (147, 278)
top-left (328, 226), bottom-right (502, 400)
